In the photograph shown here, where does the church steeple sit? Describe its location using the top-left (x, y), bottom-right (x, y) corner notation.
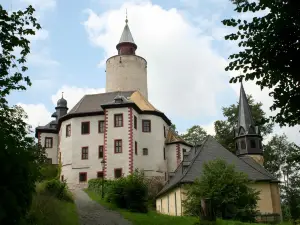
top-left (234, 83), bottom-right (263, 159)
top-left (116, 12), bottom-right (137, 55)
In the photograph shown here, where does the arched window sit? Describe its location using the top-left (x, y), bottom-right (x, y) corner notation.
top-left (240, 140), bottom-right (246, 149)
top-left (239, 127), bottom-right (245, 135)
top-left (250, 140), bottom-right (256, 148)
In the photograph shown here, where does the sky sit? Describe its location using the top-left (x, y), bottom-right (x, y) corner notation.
top-left (3, 0), bottom-right (300, 145)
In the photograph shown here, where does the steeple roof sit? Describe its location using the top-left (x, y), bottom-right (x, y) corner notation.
top-left (119, 23), bottom-right (135, 44)
top-left (237, 83), bottom-right (255, 131)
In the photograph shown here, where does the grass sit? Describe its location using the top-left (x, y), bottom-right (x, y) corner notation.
top-left (26, 182), bottom-right (80, 225)
top-left (86, 189), bottom-right (285, 225)
top-left (85, 189), bottom-right (200, 225)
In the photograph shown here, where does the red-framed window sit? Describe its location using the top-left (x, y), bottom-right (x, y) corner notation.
top-left (163, 148), bottom-right (166, 160)
top-left (114, 140), bottom-right (122, 153)
top-left (114, 168), bottom-right (122, 178)
top-left (81, 146), bottom-right (88, 160)
top-left (134, 115), bottom-right (137, 130)
top-left (79, 172), bottom-right (87, 182)
top-left (98, 145), bottom-right (103, 158)
top-left (45, 137), bottom-right (53, 148)
top-left (163, 126), bottom-right (166, 138)
top-left (81, 121), bottom-right (90, 135)
top-left (114, 114), bottom-right (123, 127)
top-left (135, 141), bottom-right (138, 155)
top-left (142, 120), bottom-right (151, 132)
top-left (97, 171), bottom-right (104, 178)
top-left (98, 120), bottom-right (104, 133)
top-left (66, 124), bottom-right (71, 137)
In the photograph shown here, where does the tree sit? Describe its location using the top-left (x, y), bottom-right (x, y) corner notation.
top-left (214, 95), bottom-right (273, 152)
top-left (183, 159), bottom-right (259, 222)
top-left (170, 123), bottom-right (178, 134)
top-left (222, 0), bottom-right (300, 127)
top-left (263, 134), bottom-right (300, 221)
top-left (180, 125), bottom-right (208, 146)
top-left (0, 5), bottom-right (43, 224)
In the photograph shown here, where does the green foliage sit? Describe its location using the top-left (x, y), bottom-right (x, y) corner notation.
top-left (214, 95), bottom-right (273, 152)
top-left (41, 179), bottom-right (74, 202)
top-left (183, 159), bottom-right (259, 222)
top-left (264, 134), bottom-right (300, 222)
top-left (0, 4), bottom-right (43, 225)
top-left (181, 125), bottom-right (208, 146)
top-left (145, 177), bottom-right (164, 209)
top-left (25, 186), bottom-right (79, 225)
top-left (222, 0), bottom-right (300, 127)
top-left (40, 165), bottom-right (59, 181)
top-left (88, 178), bottom-right (114, 196)
top-left (106, 170), bottom-right (148, 213)
top-left (0, 106), bottom-right (47, 225)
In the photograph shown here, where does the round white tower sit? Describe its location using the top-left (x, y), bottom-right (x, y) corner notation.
top-left (106, 17), bottom-right (148, 99)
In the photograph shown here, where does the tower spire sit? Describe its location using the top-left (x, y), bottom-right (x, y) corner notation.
top-left (237, 82), bottom-right (255, 131)
top-left (116, 11), bottom-right (137, 55)
top-left (234, 82), bottom-right (263, 159)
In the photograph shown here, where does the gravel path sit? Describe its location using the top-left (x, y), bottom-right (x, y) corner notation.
top-left (73, 189), bottom-right (132, 225)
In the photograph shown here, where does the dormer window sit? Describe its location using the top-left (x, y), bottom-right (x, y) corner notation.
top-left (114, 96), bottom-right (123, 104)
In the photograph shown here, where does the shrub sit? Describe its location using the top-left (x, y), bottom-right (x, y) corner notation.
top-left (88, 178), bottom-right (114, 196)
top-left (104, 170), bottom-right (148, 213)
top-left (145, 177), bottom-right (164, 209)
top-left (40, 164), bottom-right (58, 181)
top-left (42, 179), bottom-right (73, 202)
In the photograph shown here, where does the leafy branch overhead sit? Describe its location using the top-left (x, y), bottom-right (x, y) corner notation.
top-left (0, 5), bottom-right (41, 106)
top-left (222, 0), bottom-right (300, 127)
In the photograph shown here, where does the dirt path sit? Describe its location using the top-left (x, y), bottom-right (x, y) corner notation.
top-left (73, 189), bottom-right (132, 225)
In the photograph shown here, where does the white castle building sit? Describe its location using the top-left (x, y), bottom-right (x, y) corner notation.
top-left (35, 18), bottom-right (192, 185)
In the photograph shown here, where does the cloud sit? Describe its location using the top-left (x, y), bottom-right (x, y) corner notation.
top-left (51, 86), bottom-right (105, 111)
top-left (83, 2), bottom-right (229, 119)
top-left (28, 29), bottom-right (49, 41)
top-left (17, 103), bottom-right (52, 129)
top-left (27, 48), bottom-right (60, 67)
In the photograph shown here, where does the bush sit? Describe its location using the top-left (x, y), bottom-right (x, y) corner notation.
top-left (41, 179), bottom-right (73, 202)
top-left (145, 177), bottom-right (164, 209)
top-left (40, 164), bottom-right (58, 181)
top-left (91, 170), bottom-right (148, 213)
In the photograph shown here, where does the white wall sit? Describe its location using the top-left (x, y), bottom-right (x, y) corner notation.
top-left (106, 55), bottom-right (148, 99)
top-left (40, 132), bottom-right (58, 164)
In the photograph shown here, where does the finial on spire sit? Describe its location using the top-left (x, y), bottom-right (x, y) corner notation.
top-left (125, 9), bottom-right (128, 24)
top-left (62, 92), bottom-right (64, 98)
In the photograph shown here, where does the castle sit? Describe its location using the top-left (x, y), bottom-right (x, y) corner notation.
top-left (35, 18), bottom-right (192, 185)
top-left (35, 17), bottom-right (282, 217)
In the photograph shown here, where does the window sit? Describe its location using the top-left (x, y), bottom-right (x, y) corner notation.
top-left (134, 116), bottom-right (137, 130)
top-left (164, 172), bottom-right (167, 181)
top-left (66, 124), bottom-right (71, 137)
top-left (114, 140), bottom-right (122, 153)
top-left (143, 148), bottom-right (148, 155)
top-left (183, 148), bottom-right (186, 154)
top-left (81, 121), bottom-right (90, 135)
top-left (46, 158), bottom-right (52, 164)
top-left (114, 168), bottom-right (122, 178)
top-left (163, 148), bottom-right (166, 160)
top-left (97, 171), bottom-right (104, 178)
top-left (98, 120), bottom-right (105, 133)
top-left (235, 143), bottom-right (239, 151)
top-left (135, 141), bottom-right (138, 155)
top-left (241, 140), bottom-right (246, 149)
top-left (98, 145), bottom-right (103, 158)
top-left (250, 140), bottom-right (256, 148)
top-left (114, 114), bottom-right (123, 127)
top-left (259, 140), bottom-right (262, 149)
top-left (164, 126), bottom-right (166, 138)
top-left (142, 120), bottom-right (151, 132)
top-left (79, 172), bottom-right (87, 182)
top-left (61, 175), bottom-right (64, 181)
top-left (81, 147), bottom-right (88, 160)
top-left (45, 137), bottom-right (53, 148)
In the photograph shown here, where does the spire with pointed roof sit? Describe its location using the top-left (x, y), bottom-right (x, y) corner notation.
top-left (234, 83), bottom-right (263, 157)
top-left (116, 11), bottom-right (137, 55)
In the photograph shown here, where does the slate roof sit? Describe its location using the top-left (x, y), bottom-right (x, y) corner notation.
top-left (119, 23), bottom-right (135, 44)
top-left (68, 91), bottom-right (135, 115)
top-left (165, 128), bottom-right (193, 147)
top-left (157, 136), bottom-right (278, 197)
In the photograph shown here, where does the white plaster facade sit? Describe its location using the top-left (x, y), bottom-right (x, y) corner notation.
top-left (39, 133), bottom-right (58, 164)
top-left (106, 55), bottom-right (148, 99)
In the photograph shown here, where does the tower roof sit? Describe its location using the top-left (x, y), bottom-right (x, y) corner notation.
top-left (237, 83), bottom-right (255, 131)
top-left (119, 23), bottom-right (135, 44)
